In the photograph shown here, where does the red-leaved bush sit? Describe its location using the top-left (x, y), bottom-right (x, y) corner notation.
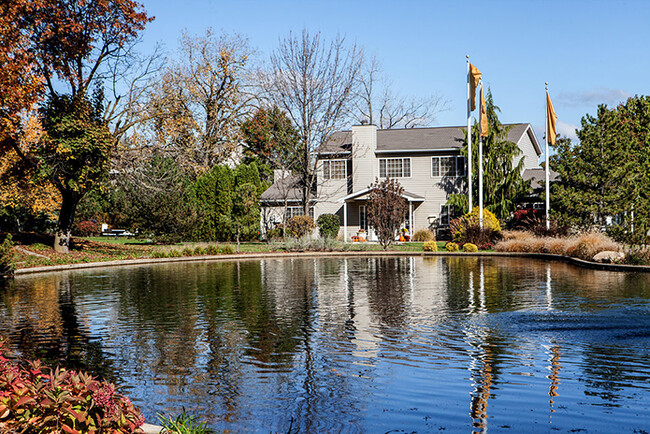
top-left (74, 220), bottom-right (100, 237)
top-left (0, 342), bottom-right (145, 433)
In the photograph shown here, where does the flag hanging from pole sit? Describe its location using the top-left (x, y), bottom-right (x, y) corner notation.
top-left (480, 85), bottom-right (488, 137)
top-left (469, 63), bottom-right (482, 111)
top-left (546, 91), bottom-right (557, 145)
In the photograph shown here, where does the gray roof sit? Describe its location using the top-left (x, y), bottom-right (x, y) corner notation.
top-left (523, 167), bottom-right (559, 192)
top-left (259, 175), bottom-right (303, 203)
top-left (318, 123), bottom-right (540, 155)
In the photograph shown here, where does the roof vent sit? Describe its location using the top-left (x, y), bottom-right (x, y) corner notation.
top-left (360, 119), bottom-right (368, 126)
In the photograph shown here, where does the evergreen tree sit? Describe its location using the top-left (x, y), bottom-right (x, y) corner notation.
top-left (447, 90), bottom-right (530, 220)
top-left (551, 96), bottom-right (650, 237)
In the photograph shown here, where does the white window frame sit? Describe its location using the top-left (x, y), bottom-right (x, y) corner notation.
top-left (323, 159), bottom-right (347, 180)
top-left (359, 205), bottom-right (367, 231)
top-left (431, 156), bottom-right (466, 177)
top-left (286, 206), bottom-right (315, 221)
top-left (378, 157), bottom-right (411, 178)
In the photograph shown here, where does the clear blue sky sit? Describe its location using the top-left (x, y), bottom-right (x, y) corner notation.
top-left (138, 0), bottom-right (650, 143)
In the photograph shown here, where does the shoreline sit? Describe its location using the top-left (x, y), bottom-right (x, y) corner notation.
top-left (13, 250), bottom-right (650, 276)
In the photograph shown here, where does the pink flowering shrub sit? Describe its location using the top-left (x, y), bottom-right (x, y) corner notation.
top-left (0, 342), bottom-right (145, 433)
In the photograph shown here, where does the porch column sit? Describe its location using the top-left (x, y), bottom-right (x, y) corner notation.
top-left (409, 201), bottom-right (413, 235)
top-left (343, 201), bottom-right (348, 243)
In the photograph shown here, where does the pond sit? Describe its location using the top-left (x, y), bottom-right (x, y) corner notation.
top-left (1, 256), bottom-right (650, 432)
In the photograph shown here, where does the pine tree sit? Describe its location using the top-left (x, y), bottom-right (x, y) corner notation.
top-left (551, 96), bottom-right (650, 238)
top-left (447, 90), bottom-right (530, 220)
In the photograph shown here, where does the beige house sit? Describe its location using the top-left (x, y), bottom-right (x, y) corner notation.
top-left (261, 122), bottom-right (542, 240)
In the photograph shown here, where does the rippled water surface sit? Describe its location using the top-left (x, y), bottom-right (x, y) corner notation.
top-left (2, 256), bottom-right (650, 432)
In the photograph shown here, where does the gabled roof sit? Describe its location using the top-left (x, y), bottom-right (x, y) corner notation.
top-left (523, 167), bottom-right (560, 193)
top-left (317, 123), bottom-right (541, 155)
top-left (259, 175), bottom-right (303, 203)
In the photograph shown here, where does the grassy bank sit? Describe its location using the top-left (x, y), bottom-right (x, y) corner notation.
top-left (9, 236), bottom-right (448, 270)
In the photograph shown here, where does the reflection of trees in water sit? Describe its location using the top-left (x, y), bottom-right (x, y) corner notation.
top-left (580, 343), bottom-right (646, 405)
top-left (0, 273), bottom-right (117, 382)
top-left (366, 257), bottom-right (410, 328)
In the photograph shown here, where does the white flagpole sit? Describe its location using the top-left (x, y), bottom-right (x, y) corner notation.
top-left (467, 55), bottom-right (473, 213)
top-left (478, 80), bottom-right (484, 230)
top-left (545, 82), bottom-right (550, 231)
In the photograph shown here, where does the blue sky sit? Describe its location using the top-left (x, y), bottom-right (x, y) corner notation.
top-left (138, 0), bottom-right (650, 143)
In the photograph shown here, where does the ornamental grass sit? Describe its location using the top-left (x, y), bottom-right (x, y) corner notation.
top-left (495, 231), bottom-right (621, 261)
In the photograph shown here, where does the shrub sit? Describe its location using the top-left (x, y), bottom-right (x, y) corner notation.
top-left (0, 235), bottom-right (14, 278)
top-left (423, 241), bottom-right (438, 252)
top-left (478, 242), bottom-right (493, 251)
top-left (193, 246), bottom-right (206, 256)
top-left (463, 243), bottom-right (478, 252)
top-left (413, 229), bottom-right (435, 242)
top-left (317, 214), bottom-right (340, 239)
top-left (451, 207), bottom-right (502, 244)
top-left (205, 244), bottom-right (220, 255)
top-left (0, 344), bottom-right (145, 433)
top-left (168, 249), bottom-right (182, 257)
top-left (182, 247), bottom-right (194, 256)
top-left (622, 247), bottom-right (650, 265)
top-left (219, 244), bottom-right (235, 254)
top-left (150, 250), bottom-right (168, 258)
top-left (159, 409), bottom-right (210, 434)
top-left (266, 225), bottom-right (283, 240)
top-left (74, 220), bottom-right (100, 237)
top-left (445, 242), bottom-right (459, 252)
top-left (508, 208), bottom-right (543, 229)
top-left (286, 215), bottom-right (315, 238)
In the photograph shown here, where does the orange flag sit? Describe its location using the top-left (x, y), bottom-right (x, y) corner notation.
top-left (546, 91), bottom-right (557, 145)
top-left (469, 63), bottom-right (482, 111)
top-left (480, 85), bottom-right (488, 137)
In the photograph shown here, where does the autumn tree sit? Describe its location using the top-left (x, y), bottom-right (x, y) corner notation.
top-left (367, 178), bottom-right (408, 249)
top-left (37, 92), bottom-right (113, 250)
top-left (447, 90), bottom-right (530, 219)
top-left (263, 30), bottom-right (363, 215)
top-left (0, 113), bottom-right (60, 232)
top-left (0, 0), bottom-right (152, 252)
top-left (240, 105), bottom-right (300, 170)
top-left (147, 30), bottom-right (255, 172)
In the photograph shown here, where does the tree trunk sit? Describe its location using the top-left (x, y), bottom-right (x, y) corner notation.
top-left (236, 228), bottom-right (241, 252)
top-left (54, 190), bottom-right (78, 253)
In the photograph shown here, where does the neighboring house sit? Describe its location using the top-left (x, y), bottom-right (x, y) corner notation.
top-left (260, 122), bottom-right (542, 240)
top-left (520, 167), bottom-right (560, 210)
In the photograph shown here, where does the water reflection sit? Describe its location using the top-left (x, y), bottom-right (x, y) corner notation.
top-left (1, 257), bottom-right (649, 432)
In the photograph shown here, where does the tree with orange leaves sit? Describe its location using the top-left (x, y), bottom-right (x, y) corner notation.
top-left (0, 0), bottom-right (153, 252)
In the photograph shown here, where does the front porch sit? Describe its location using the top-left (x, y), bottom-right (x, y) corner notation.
top-left (339, 188), bottom-right (425, 242)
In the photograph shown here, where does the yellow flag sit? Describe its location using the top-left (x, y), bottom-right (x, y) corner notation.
top-left (546, 91), bottom-right (557, 145)
top-left (469, 63), bottom-right (482, 111)
top-left (480, 85), bottom-right (488, 137)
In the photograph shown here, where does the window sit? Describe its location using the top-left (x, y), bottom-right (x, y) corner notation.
top-left (286, 206), bottom-right (314, 220)
top-left (440, 205), bottom-right (458, 226)
top-left (432, 156), bottom-right (465, 177)
top-left (323, 159), bottom-right (347, 180)
top-left (379, 158), bottom-right (411, 178)
top-left (359, 205), bottom-right (367, 231)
